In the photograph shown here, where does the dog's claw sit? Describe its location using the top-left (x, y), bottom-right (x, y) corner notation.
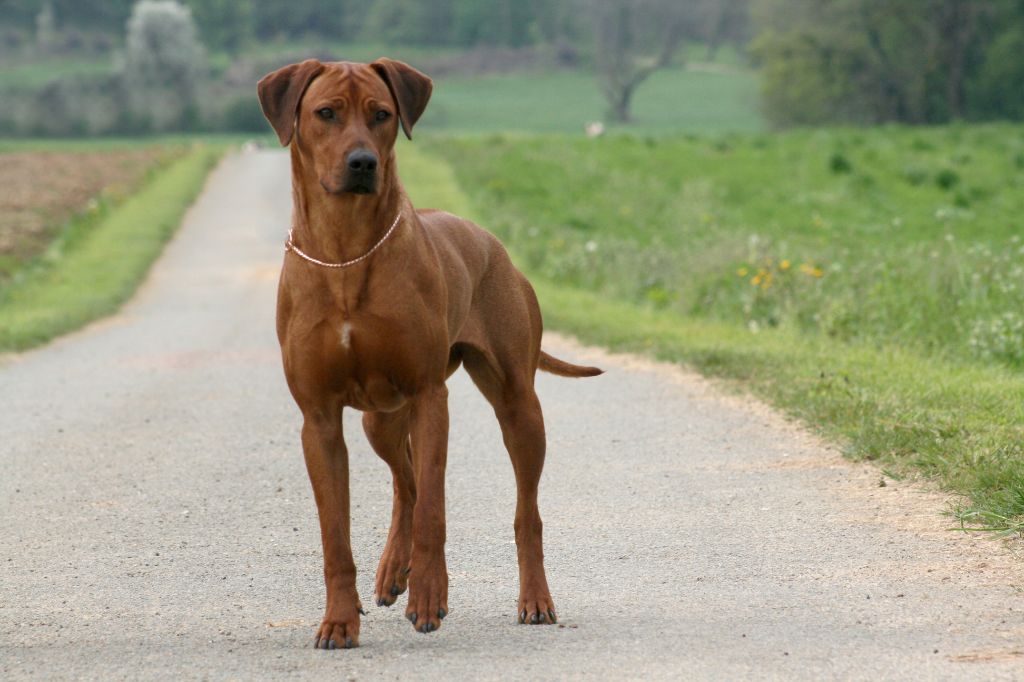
top-left (345, 637), bottom-right (353, 649)
top-left (313, 637), bottom-right (320, 649)
top-left (548, 610), bottom-right (557, 623)
top-left (407, 612), bottom-right (417, 625)
top-left (531, 612), bottom-right (539, 624)
top-left (520, 609), bottom-right (527, 624)
top-left (390, 585), bottom-right (400, 596)
top-left (358, 607), bottom-right (367, 616)
top-left (327, 639), bottom-right (337, 650)
top-left (438, 608), bottom-right (446, 620)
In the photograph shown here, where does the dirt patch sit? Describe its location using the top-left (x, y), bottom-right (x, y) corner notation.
top-left (0, 147), bottom-right (170, 281)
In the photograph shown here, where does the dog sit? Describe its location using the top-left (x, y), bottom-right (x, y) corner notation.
top-left (257, 58), bottom-right (602, 649)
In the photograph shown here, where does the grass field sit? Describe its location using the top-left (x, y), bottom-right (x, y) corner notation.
top-left (403, 126), bottom-right (1024, 533)
top-left (423, 126), bottom-right (1024, 366)
top-left (0, 142), bottom-right (222, 351)
top-left (419, 67), bottom-right (762, 134)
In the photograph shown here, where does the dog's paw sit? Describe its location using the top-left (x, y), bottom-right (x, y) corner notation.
top-left (405, 560), bottom-right (448, 634)
top-left (517, 594), bottom-right (557, 625)
top-left (374, 554), bottom-right (411, 607)
top-left (313, 611), bottom-right (361, 650)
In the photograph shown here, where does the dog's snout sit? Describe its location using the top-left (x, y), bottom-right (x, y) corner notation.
top-left (347, 150), bottom-right (378, 173)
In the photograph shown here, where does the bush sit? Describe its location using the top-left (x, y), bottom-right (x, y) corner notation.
top-left (829, 151), bottom-right (852, 174)
top-left (935, 168), bottom-right (960, 190)
top-left (123, 0), bottom-right (206, 132)
top-left (220, 93), bottom-right (267, 132)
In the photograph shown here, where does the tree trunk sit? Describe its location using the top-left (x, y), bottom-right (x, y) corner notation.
top-left (610, 83), bottom-right (636, 123)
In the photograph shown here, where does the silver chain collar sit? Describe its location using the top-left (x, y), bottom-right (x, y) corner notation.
top-left (285, 213), bottom-right (402, 268)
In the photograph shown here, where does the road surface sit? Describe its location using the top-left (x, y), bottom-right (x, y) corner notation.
top-left (2, 149), bottom-right (1022, 680)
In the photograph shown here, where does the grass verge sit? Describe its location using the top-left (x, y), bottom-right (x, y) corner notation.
top-left (0, 144), bottom-right (223, 351)
top-left (399, 139), bottom-right (1024, 537)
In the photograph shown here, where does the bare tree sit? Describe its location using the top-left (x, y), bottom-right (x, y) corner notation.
top-left (593, 0), bottom-right (691, 123)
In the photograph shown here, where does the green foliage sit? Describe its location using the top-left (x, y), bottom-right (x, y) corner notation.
top-left (423, 125), bottom-right (1024, 368)
top-left (218, 93), bottom-right (266, 132)
top-left (186, 0), bottom-right (252, 53)
top-left (970, 26), bottom-right (1024, 121)
top-left (750, 0), bottom-right (1024, 126)
top-left (0, 143), bottom-right (221, 351)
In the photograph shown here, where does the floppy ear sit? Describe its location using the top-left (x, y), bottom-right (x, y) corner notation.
top-left (257, 59), bottom-right (324, 146)
top-left (370, 58), bottom-right (433, 140)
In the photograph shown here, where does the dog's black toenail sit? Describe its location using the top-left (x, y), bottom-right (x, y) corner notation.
top-left (438, 608), bottom-right (446, 620)
top-left (313, 637), bottom-right (320, 649)
top-left (538, 612), bottom-right (546, 622)
top-left (390, 585), bottom-right (400, 596)
top-left (426, 622), bottom-right (436, 633)
top-left (376, 597), bottom-right (386, 606)
top-left (358, 607), bottom-right (366, 615)
top-left (327, 639), bottom-right (337, 650)
top-left (408, 612), bottom-right (417, 624)
top-left (345, 637), bottom-right (353, 649)
top-left (548, 610), bottom-right (557, 623)
top-left (531, 612), bottom-right (539, 624)
top-left (520, 609), bottom-right (527, 623)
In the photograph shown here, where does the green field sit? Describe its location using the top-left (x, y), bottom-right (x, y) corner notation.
top-left (420, 68), bottom-right (762, 134)
top-left (404, 125), bottom-right (1024, 533)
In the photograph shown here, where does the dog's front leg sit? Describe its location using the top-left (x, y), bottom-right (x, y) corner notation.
top-left (405, 384), bottom-right (450, 634)
top-left (301, 410), bottom-right (362, 649)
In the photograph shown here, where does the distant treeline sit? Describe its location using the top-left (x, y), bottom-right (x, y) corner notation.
top-left (751, 0), bottom-right (1024, 125)
top-left (0, 1), bottom-right (582, 52)
top-left (3, 0), bottom-right (1024, 127)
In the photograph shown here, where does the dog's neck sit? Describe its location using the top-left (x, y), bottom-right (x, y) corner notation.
top-left (289, 147), bottom-right (407, 265)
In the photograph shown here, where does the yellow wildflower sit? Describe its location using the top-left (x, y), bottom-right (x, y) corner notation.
top-left (780, 259), bottom-right (791, 270)
top-left (737, 267), bottom-right (749, 277)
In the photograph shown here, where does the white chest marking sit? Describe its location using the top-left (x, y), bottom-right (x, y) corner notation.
top-left (339, 322), bottom-right (353, 349)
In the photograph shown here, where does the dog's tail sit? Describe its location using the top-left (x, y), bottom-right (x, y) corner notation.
top-left (538, 350), bottom-right (604, 378)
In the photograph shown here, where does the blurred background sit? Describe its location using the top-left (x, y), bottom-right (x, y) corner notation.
top-left (1, 0), bottom-right (1021, 137)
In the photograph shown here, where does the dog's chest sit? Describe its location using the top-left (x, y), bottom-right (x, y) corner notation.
top-left (282, 305), bottom-right (444, 412)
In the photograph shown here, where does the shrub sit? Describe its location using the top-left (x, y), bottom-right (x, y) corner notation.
top-left (829, 151), bottom-right (852, 174)
top-left (220, 93), bottom-right (266, 133)
top-left (935, 168), bottom-right (960, 190)
top-left (123, 0), bottom-right (206, 132)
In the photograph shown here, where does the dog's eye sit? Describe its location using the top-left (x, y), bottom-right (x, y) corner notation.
top-left (317, 108), bottom-right (335, 120)
top-left (375, 110), bottom-right (390, 122)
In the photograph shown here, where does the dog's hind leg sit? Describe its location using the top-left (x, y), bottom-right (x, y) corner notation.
top-left (462, 347), bottom-right (557, 625)
top-left (362, 408), bottom-right (416, 607)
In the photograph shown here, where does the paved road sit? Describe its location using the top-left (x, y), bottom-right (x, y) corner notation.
top-left (2, 149), bottom-right (1023, 680)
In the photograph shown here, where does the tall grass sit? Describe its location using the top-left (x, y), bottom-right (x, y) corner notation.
top-left (424, 125), bottom-right (1024, 368)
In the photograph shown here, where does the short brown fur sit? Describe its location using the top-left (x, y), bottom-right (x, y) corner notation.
top-left (257, 58), bottom-right (601, 649)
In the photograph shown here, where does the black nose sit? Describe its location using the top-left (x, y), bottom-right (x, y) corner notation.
top-left (347, 150), bottom-right (378, 173)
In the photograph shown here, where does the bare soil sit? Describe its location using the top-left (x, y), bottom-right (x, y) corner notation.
top-left (0, 148), bottom-right (169, 281)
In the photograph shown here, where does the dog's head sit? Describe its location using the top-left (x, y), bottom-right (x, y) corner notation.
top-left (257, 59), bottom-right (432, 195)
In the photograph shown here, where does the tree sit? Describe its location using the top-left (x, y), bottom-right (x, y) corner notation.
top-left (123, 0), bottom-right (206, 131)
top-left (750, 0), bottom-right (1013, 126)
top-left (185, 0), bottom-right (253, 53)
top-left (592, 0), bottom-right (691, 123)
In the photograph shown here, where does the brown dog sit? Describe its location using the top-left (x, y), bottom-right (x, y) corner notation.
top-left (257, 58), bottom-right (601, 649)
